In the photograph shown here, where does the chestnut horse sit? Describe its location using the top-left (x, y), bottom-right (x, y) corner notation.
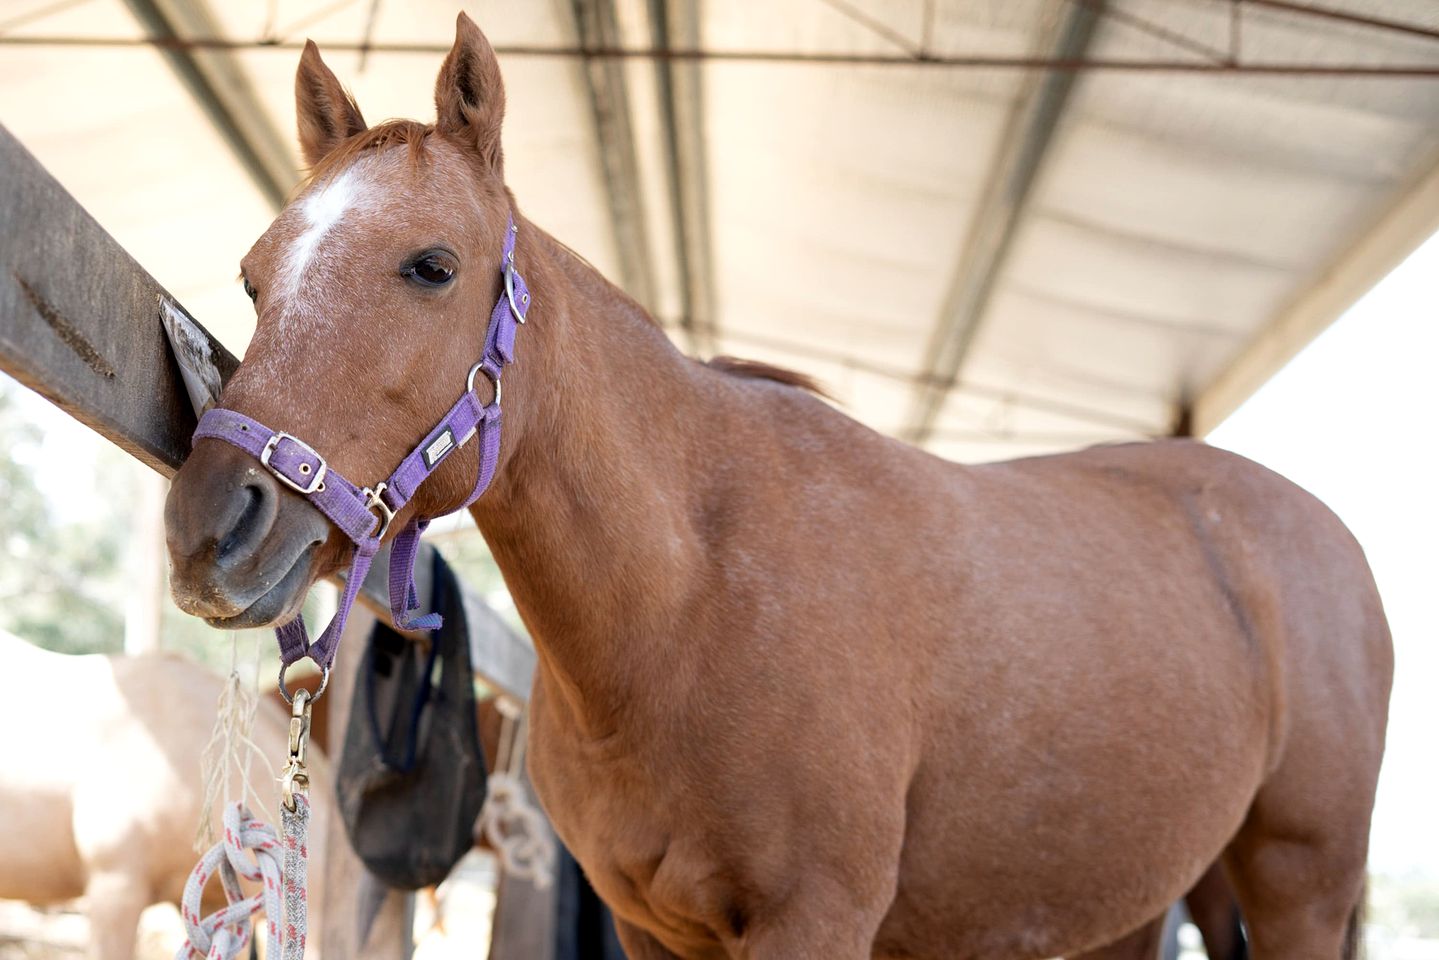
top-left (164, 15), bottom-right (1392, 959)
top-left (1077, 863), bottom-right (1247, 960)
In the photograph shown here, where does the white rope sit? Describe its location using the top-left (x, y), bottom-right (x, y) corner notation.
top-left (175, 796), bottom-right (310, 960)
top-left (195, 635), bottom-right (274, 850)
top-left (477, 698), bottom-right (555, 888)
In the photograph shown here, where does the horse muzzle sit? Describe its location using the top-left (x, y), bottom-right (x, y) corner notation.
top-left (165, 439), bottom-right (331, 628)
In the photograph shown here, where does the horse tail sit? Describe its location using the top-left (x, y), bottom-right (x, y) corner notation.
top-left (1342, 877), bottom-right (1367, 960)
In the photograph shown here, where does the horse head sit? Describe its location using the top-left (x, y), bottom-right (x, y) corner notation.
top-left (166, 15), bottom-right (524, 632)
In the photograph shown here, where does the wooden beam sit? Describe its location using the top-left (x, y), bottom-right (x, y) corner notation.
top-left (902, 1), bottom-right (1105, 444)
top-left (0, 125), bottom-right (230, 473)
top-left (648, 0), bottom-right (718, 355)
top-left (123, 0), bottom-right (297, 209)
top-left (1194, 156), bottom-right (1439, 434)
top-left (0, 123), bottom-right (536, 700)
top-left (568, 0), bottom-right (658, 310)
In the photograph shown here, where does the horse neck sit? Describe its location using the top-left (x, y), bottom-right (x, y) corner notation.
top-left (470, 226), bottom-right (711, 734)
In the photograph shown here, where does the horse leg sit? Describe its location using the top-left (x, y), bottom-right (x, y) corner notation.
top-left (84, 870), bottom-right (148, 960)
top-left (1183, 862), bottom-right (1246, 960)
top-left (1220, 768), bottom-right (1370, 959)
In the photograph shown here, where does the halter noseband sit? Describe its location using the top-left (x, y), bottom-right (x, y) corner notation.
top-left (193, 216), bottom-right (529, 700)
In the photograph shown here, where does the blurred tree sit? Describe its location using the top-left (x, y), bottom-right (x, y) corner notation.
top-left (0, 381), bottom-right (128, 654)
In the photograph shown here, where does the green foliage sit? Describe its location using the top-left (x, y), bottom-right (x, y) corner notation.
top-left (0, 381), bottom-right (128, 654)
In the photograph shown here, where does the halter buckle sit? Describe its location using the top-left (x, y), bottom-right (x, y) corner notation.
top-left (260, 432), bottom-right (328, 495)
top-left (363, 482), bottom-right (396, 540)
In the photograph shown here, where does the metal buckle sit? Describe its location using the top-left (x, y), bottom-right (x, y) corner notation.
top-left (504, 261), bottom-right (527, 325)
top-left (362, 482), bottom-right (395, 540)
top-left (260, 432), bottom-right (328, 495)
top-left (467, 361), bottom-right (502, 406)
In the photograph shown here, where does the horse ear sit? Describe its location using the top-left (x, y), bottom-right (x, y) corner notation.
top-left (434, 13), bottom-right (505, 168)
top-left (295, 40), bottom-right (367, 169)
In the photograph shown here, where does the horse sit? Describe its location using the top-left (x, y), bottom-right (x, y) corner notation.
top-left (1075, 863), bottom-right (1246, 960)
top-left (0, 631), bottom-right (325, 959)
top-left (162, 15), bottom-right (1392, 959)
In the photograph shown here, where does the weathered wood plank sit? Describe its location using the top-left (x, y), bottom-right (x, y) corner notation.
top-left (0, 125), bottom-right (235, 473)
top-left (0, 122), bottom-right (536, 700)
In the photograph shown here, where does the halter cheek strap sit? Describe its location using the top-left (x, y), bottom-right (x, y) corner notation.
top-left (192, 216), bottom-right (530, 699)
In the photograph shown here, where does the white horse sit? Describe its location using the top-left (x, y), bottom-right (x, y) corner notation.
top-left (0, 630), bottom-right (324, 959)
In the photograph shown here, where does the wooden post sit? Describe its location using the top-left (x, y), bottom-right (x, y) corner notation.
top-left (487, 772), bottom-right (560, 960)
top-left (318, 605), bottom-right (415, 960)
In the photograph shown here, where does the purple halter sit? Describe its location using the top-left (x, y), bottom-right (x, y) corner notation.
top-left (193, 216), bottom-right (529, 699)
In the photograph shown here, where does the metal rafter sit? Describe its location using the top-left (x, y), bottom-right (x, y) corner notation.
top-left (7, 34), bottom-right (1439, 75)
top-left (649, 0), bottom-right (718, 356)
top-left (902, 1), bottom-right (1105, 445)
top-left (567, 0), bottom-right (658, 310)
top-left (124, 0), bottom-right (296, 209)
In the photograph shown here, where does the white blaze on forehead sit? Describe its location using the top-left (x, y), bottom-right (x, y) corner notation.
top-left (276, 163), bottom-right (374, 305)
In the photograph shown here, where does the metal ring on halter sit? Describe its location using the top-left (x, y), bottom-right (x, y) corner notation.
top-left (467, 360), bottom-right (502, 406)
top-left (362, 482), bottom-right (395, 540)
top-left (278, 659), bottom-right (330, 703)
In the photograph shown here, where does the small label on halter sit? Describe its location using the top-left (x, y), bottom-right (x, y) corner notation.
top-left (423, 428), bottom-right (456, 468)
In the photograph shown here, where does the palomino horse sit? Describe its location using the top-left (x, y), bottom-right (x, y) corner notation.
top-left (0, 631), bottom-right (325, 960)
top-left (164, 16), bottom-right (1392, 959)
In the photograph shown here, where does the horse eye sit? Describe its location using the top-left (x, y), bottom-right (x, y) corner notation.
top-left (405, 252), bottom-right (457, 287)
top-left (242, 277), bottom-right (257, 301)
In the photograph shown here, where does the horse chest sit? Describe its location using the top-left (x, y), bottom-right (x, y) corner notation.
top-left (529, 716), bottom-right (732, 951)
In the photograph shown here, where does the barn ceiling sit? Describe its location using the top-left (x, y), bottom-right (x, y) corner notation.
top-left (2, 0), bottom-right (1438, 465)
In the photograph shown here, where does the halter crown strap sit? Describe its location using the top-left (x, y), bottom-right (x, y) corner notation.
top-left (192, 217), bottom-right (529, 698)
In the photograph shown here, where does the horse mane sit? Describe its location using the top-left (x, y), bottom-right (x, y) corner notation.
top-left (295, 118), bottom-right (435, 195)
top-left (706, 356), bottom-right (828, 398)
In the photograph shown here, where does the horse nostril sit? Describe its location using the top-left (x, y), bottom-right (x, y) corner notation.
top-left (215, 482), bottom-right (277, 567)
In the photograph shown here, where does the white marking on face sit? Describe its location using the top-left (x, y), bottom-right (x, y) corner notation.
top-left (277, 164), bottom-right (371, 305)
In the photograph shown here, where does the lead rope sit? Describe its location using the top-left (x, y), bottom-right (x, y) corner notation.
top-left (177, 688), bottom-right (315, 959)
top-left (477, 696), bottom-right (556, 888)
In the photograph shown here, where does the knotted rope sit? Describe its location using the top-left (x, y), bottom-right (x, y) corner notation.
top-left (175, 797), bottom-right (310, 960)
top-left (477, 697), bottom-right (555, 888)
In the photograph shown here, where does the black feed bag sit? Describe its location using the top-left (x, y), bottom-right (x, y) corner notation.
top-left (337, 550), bottom-right (488, 889)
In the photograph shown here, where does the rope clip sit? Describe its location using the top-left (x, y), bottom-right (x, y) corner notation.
top-left (280, 688), bottom-right (313, 811)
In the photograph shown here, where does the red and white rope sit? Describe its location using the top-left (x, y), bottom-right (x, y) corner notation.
top-left (175, 796), bottom-right (310, 959)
